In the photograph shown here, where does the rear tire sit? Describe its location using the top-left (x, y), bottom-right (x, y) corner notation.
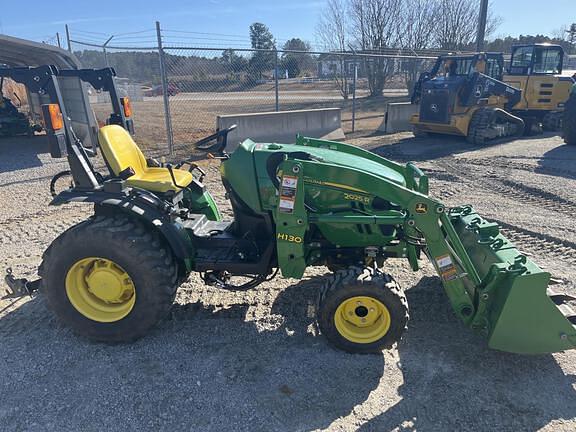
top-left (40, 215), bottom-right (179, 342)
top-left (564, 93), bottom-right (576, 145)
top-left (317, 267), bottom-right (409, 354)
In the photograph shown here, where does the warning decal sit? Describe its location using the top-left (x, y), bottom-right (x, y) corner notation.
top-left (279, 197), bottom-right (295, 213)
top-left (279, 175), bottom-right (298, 213)
top-left (282, 176), bottom-right (298, 189)
top-left (435, 254), bottom-right (458, 281)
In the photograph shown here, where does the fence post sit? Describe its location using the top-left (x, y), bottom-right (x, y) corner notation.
top-left (274, 48), bottom-right (280, 112)
top-left (352, 61), bottom-right (357, 133)
top-left (103, 35), bottom-right (114, 68)
top-left (156, 21), bottom-right (174, 156)
top-left (274, 49), bottom-right (279, 112)
top-left (65, 25), bottom-right (71, 52)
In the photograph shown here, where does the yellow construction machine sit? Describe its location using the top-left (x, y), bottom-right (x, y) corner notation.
top-left (504, 43), bottom-right (575, 132)
top-left (411, 44), bottom-right (575, 143)
top-left (410, 53), bottom-right (525, 145)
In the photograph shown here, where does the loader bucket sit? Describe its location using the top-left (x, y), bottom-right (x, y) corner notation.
top-left (449, 206), bottom-right (576, 354)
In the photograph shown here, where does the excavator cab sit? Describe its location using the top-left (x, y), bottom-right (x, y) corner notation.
top-left (508, 44), bottom-right (564, 76)
top-left (504, 44), bottom-right (574, 131)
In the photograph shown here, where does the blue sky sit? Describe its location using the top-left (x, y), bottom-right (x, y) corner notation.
top-left (0, 0), bottom-right (573, 48)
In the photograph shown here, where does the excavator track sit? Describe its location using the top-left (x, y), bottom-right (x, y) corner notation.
top-left (467, 107), bottom-right (524, 145)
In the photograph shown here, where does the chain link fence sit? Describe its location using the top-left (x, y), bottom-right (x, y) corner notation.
top-left (68, 23), bottom-right (440, 156)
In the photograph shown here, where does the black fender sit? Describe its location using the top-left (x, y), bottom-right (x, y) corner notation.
top-left (51, 189), bottom-right (194, 266)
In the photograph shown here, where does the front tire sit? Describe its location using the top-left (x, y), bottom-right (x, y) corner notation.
top-left (317, 267), bottom-right (409, 354)
top-left (40, 215), bottom-right (179, 342)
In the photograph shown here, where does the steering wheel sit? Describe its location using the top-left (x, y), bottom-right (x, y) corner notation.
top-left (194, 124), bottom-right (237, 154)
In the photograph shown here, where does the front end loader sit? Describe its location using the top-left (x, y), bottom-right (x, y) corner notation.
top-left (4, 66), bottom-right (576, 355)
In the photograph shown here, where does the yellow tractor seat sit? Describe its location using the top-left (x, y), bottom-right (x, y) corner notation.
top-left (98, 125), bottom-right (193, 193)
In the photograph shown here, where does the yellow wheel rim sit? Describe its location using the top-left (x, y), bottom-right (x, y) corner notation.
top-left (65, 257), bottom-right (136, 323)
top-left (334, 296), bottom-right (391, 344)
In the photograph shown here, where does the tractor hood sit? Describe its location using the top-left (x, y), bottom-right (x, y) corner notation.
top-left (220, 137), bottom-right (411, 214)
top-left (250, 141), bottom-right (406, 185)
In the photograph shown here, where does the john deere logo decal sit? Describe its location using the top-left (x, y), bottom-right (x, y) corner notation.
top-left (415, 203), bottom-right (428, 214)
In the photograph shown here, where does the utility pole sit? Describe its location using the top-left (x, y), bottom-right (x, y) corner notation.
top-left (476, 0), bottom-right (489, 51)
top-left (56, 32), bottom-right (61, 49)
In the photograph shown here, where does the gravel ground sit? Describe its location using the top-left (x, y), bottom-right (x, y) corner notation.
top-left (1, 132), bottom-right (576, 431)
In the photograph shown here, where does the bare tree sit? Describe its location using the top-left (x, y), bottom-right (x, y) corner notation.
top-left (433, 0), bottom-right (501, 50)
top-left (349, 0), bottom-right (403, 97)
top-left (433, 0), bottom-right (477, 50)
top-left (317, 0), bottom-right (351, 99)
top-left (398, 0), bottom-right (439, 92)
top-left (552, 23), bottom-right (576, 53)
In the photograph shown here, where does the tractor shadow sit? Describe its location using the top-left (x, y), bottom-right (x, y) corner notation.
top-left (0, 275), bottom-right (384, 431)
top-left (0, 274), bottom-right (575, 431)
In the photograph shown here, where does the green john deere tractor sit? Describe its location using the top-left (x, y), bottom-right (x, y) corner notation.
top-left (5, 66), bottom-right (576, 355)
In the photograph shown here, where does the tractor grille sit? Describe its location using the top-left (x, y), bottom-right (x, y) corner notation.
top-left (420, 89), bottom-right (451, 124)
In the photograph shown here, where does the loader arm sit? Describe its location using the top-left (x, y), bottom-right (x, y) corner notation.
top-left (273, 154), bottom-right (478, 323)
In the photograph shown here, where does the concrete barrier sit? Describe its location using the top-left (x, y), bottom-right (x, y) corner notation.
top-left (378, 102), bottom-right (419, 133)
top-left (217, 108), bottom-right (345, 149)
